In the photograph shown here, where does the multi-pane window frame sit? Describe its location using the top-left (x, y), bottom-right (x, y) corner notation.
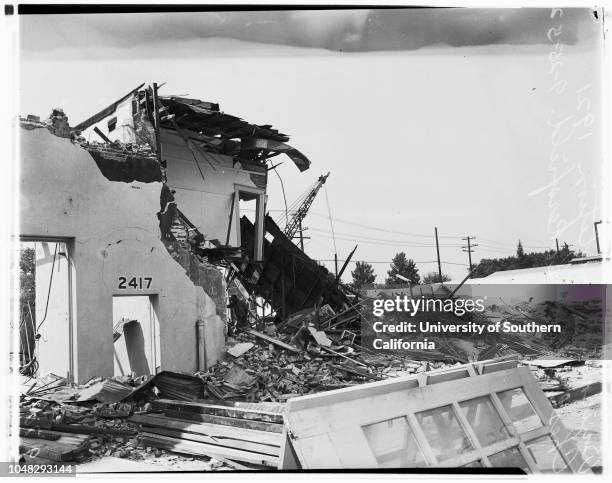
top-left (282, 359), bottom-right (587, 473)
top-left (360, 364), bottom-right (572, 471)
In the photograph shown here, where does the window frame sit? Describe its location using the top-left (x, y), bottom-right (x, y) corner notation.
top-left (282, 359), bottom-right (585, 473)
top-left (107, 116), bottom-right (117, 132)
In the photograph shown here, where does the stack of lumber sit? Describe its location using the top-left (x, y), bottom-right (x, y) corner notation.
top-left (131, 399), bottom-right (285, 468)
top-left (20, 431), bottom-right (92, 461)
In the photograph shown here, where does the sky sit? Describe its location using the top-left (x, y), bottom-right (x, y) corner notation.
top-left (18, 7), bottom-right (605, 282)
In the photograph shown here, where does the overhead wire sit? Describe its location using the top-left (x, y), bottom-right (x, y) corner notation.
top-left (256, 208), bottom-right (554, 250)
top-left (323, 185), bottom-right (338, 256)
top-left (307, 227), bottom-right (465, 247)
top-left (272, 166), bottom-right (289, 229)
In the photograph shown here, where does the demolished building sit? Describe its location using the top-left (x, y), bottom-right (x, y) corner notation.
top-left (18, 82), bottom-right (317, 384)
top-left (16, 84), bottom-right (601, 474)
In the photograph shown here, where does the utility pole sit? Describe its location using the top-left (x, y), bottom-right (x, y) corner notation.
top-left (594, 221), bottom-right (602, 254)
top-left (435, 227), bottom-right (442, 282)
top-left (334, 253), bottom-right (338, 278)
top-left (298, 220), bottom-right (304, 252)
top-left (556, 238), bottom-right (560, 254)
top-left (462, 236), bottom-right (477, 271)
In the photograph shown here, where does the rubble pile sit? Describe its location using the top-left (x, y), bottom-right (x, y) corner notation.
top-left (197, 326), bottom-right (442, 402)
top-left (18, 375), bottom-right (232, 469)
top-left (17, 298), bottom-right (604, 470)
top-left (74, 139), bottom-right (158, 161)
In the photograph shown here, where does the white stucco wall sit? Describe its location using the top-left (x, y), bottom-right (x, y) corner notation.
top-left (81, 96), bottom-right (137, 144)
top-left (161, 129), bottom-right (264, 246)
top-left (20, 128), bottom-right (225, 383)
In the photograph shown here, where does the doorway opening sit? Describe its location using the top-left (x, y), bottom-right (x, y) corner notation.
top-left (16, 239), bottom-right (73, 381)
top-left (234, 184), bottom-right (265, 261)
top-left (112, 295), bottom-right (160, 377)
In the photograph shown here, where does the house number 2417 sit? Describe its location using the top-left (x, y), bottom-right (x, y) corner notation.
top-left (118, 277), bottom-right (152, 289)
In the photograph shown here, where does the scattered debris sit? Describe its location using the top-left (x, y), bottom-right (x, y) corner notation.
top-left (134, 400), bottom-right (283, 467)
top-left (227, 342), bottom-right (255, 358)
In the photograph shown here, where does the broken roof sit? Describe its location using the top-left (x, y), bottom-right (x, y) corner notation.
top-left (160, 96), bottom-right (288, 142)
top-left (160, 96), bottom-right (310, 172)
top-left (73, 83), bottom-right (311, 172)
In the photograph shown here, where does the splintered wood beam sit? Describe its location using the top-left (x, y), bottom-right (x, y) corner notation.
top-left (247, 329), bottom-right (302, 354)
top-left (336, 245), bottom-right (358, 283)
top-left (152, 83), bottom-right (163, 161)
top-left (129, 414), bottom-right (282, 446)
top-left (140, 432), bottom-right (279, 467)
top-left (139, 426), bottom-right (280, 456)
top-left (152, 399), bottom-right (284, 423)
top-left (93, 126), bottom-right (112, 143)
top-left (163, 409), bottom-right (284, 433)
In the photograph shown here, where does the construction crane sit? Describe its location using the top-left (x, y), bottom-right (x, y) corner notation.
top-left (282, 172), bottom-right (330, 250)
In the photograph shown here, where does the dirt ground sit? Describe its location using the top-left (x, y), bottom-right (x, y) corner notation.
top-left (76, 452), bottom-right (229, 473)
top-left (555, 392), bottom-right (603, 471)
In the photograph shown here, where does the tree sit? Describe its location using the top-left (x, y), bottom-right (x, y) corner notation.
top-left (386, 252), bottom-right (420, 286)
top-left (20, 248), bottom-right (35, 314)
top-left (422, 271), bottom-right (451, 284)
top-left (471, 245), bottom-right (585, 279)
top-left (351, 261), bottom-right (376, 289)
top-left (19, 247), bottom-right (36, 366)
top-left (517, 240), bottom-right (525, 258)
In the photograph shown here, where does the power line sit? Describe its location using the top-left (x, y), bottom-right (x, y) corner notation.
top-left (307, 227), bottom-right (465, 247)
top-left (272, 166), bottom-right (289, 228)
top-left (323, 185), bottom-right (338, 276)
top-left (260, 208), bottom-right (554, 250)
top-left (311, 232), bottom-right (464, 248)
top-left (306, 212), bottom-right (464, 239)
top-left (313, 259), bottom-right (469, 266)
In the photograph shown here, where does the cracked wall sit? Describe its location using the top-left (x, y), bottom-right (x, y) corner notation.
top-left (20, 128), bottom-right (225, 383)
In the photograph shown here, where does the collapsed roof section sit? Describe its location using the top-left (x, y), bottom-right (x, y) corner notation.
top-left (158, 96), bottom-right (310, 172)
top-left (73, 83), bottom-right (310, 172)
top-left (234, 215), bottom-right (350, 317)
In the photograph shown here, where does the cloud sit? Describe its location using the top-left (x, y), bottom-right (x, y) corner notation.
top-left (20, 8), bottom-right (600, 55)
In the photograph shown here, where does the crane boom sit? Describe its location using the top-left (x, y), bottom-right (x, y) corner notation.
top-left (284, 172), bottom-right (330, 242)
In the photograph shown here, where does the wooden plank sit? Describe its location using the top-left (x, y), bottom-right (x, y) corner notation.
top-left (232, 401), bottom-right (286, 414)
top-left (328, 363), bottom-right (380, 381)
top-left (140, 432), bottom-right (279, 467)
top-left (129, 414), bottom-right (281, 446)
top-left (164, 408), bottom-right (284, 433)
top-left (247, 329), bottom-right (302, 353)
top-left (319, 346), bottom-right (367, 367)
top-left (51, 423), bottom-right (137, 437)
top-left (210, 455), bottom-right (253, 470)
top-left (19, 437), bottom-right (86, 462)
top-left (153, 399), bottom-right (284, 423)
top-left (20, 428), bottom-right (60, 440)
top-left (426, 369), bottom-right (470, 385)
top-left (547, 381), bottom-right (602, 408)
top-left (141, 426), bottom-right (280, 456)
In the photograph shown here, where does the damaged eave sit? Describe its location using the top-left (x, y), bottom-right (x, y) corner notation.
top-left (241, 137), bottom-right (310, 172)
top-left (159, 95), bottom-right (311, 172)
